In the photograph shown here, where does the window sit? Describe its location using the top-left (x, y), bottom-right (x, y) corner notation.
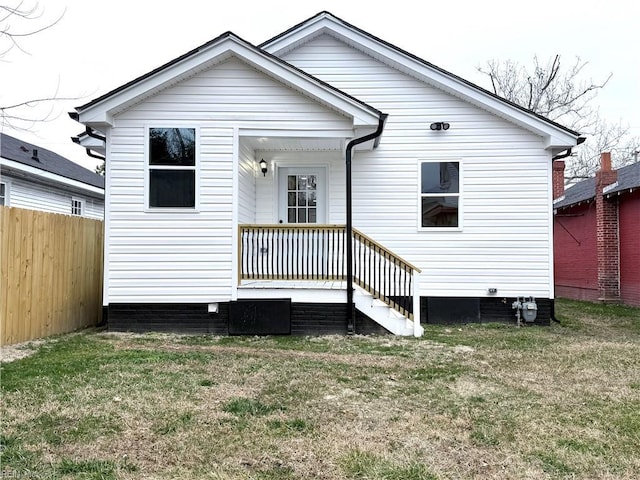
top-left (0, 181), bottom-right (8, 206)
top-left (420, 161), bottom-right (460, 228)
top-left (148, 127), bottom-right (196, 208)
top-left (71, 198), bottom-right (84, 216)
top-left (287, 174), bottom-right (317, 223)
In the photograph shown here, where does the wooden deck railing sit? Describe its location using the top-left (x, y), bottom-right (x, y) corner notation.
top-left (238, 224), bottom-right (421, 320)
top-left (239, 225), bottom-right (347, 281)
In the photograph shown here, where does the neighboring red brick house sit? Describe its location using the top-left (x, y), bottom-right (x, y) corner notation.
top-left (553, 153), bottom-right (640, 306)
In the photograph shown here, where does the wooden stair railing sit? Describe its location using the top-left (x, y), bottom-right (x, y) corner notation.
top-left (352, 228), bottom-right (422, 320)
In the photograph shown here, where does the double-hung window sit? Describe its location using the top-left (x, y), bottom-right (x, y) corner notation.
top-left (148, 127), bottom-right (196, 209)
top-left (420, 160), bottom-right (461, 228)
top-left (71, 197), bottom-right (84, 216)
top-left (0, 181), bottom-right (8, 206)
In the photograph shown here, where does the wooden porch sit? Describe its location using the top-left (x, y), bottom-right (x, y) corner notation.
top-left (238, 225), bottom-right (422, 333)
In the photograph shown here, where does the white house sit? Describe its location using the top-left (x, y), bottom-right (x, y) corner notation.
top-left (70, 12), bottom-right (583, 336)
top-left (0, 132), bottom-right (104, 219)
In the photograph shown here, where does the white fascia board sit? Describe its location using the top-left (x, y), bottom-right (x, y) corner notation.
top-left (77, 35), bottom-right (380, 129)
top-left (0, 158), bottom-right (104, 196)
top-left (263, 16), bottom-right (581, 149)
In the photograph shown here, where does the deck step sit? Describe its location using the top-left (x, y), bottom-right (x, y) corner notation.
top-left (354, 288), bottom-right (423, 337)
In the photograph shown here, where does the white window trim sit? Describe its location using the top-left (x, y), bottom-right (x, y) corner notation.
top-left (71, 197), bottom-right (85, 216)
top-left (417, 158), bottom-right (463, 232)
top-left (144, 125), bottom-right (200, 213)
top-left (0, 179), bottom-right (10, 206)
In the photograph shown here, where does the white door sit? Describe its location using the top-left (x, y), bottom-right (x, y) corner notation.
top-left (276, 167), bottom-right (328, 278)
top-left (278, 167), bottom-right (326, 224)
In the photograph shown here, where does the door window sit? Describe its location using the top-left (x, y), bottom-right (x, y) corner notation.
top-left (287, 174), bottom-right (317, 223)
top-left (279, 167), bottom-right (325, 224)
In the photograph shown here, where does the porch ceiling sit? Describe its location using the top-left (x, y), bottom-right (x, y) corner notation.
top-left (242, 136), bottom-right (343, 151)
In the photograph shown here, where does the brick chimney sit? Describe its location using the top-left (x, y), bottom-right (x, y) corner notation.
top-left (595, 152), bottom-right (620, 302)
top-left (552, 160), bottom-right (565, 199)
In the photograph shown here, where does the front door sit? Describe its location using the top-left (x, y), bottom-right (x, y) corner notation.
top-left (278, 167), bottom-right (326, 224)
top-left (277, 167), bottom-right (327, 278)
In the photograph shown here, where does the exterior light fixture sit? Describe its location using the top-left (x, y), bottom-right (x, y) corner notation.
top-left (259, 158), bottom-right (268, 177)
top-left (429, 122), bottom-right (450, 131)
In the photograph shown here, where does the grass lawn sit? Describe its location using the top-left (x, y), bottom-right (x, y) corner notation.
top-left (1, 299), bottom-right (639, 479)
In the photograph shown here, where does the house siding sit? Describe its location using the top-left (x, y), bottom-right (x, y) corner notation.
top-left (619, 190), bottom-right (640, 306)
top-left (1, 173), bottom-right (103, 219)
top-left (105, 57), bottom-right (353, 304)
top-left (554, 202), bottom-right (599, 302)
top-left (254, 150), bottom-right (345, 224)
top-left (238, 142), bottom-right (256, 224)
top-left (281, 35), bottom-right (553, 299)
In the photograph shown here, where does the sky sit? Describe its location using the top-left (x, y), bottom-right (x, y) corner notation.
top-left (2, 0), bottom-right (638, 172)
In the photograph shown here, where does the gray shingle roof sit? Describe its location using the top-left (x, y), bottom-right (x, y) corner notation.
top-left (554, 161), bottom-right (640, 210)
top-left (608, 161), bottom-right (640, 195)
top-left (0, 133), bottom-right (104, 189)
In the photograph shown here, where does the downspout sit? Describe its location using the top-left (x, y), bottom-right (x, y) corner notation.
top-left (71, 136), bottom-right (106, 161)
top-left (550, 138), bottom-right (584, 324)
top-left (552, 148), bottom-right (572, 161)
top-left (551, 136), bottom-right (585, 161)
top-left (345, 114), bottom-right (387, 334)
top-left (85, 148), bottom-right (106, 161)
top-left (85, 126), bottom-right (106, 143)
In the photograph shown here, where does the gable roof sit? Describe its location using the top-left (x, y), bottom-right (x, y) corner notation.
top-left (73, 32), bottom-right (382, 130)
top-left (1, 132), bottom-right (104, 189)
top-left (554, 161), bottom-right (640, 210)
top-left (261, 11), bottom-right (584, 152)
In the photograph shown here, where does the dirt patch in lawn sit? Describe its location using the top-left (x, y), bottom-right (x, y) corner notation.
top-left (0, 339), bottom-right (45, 363)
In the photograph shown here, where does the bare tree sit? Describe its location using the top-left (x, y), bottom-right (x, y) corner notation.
top-left (478, 55), bottom-right (639, 182)
top-left (0, 1), bottom-right (69, 130)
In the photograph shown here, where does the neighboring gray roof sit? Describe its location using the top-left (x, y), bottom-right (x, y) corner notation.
top-left (1, 132), bottom-right (104, 189)
top-left (608, 161), bottom-right (640, 195)
top-left (554, 177), bottom-right (596, 209)
top-left (554, 161), bottom-right (640, 209)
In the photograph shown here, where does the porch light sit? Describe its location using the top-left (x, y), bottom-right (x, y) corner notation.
top-left (259, 158), bottom-right (268, 176)
top-left (429, 122), bottom-right (450, 131)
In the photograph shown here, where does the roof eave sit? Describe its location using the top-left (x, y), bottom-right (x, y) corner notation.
top-left (0, 157), bottom-right (105, 196)
top-left (261, 12), bottom-right (582, 148)
top-left (75, 32), bottom-right (382, 130)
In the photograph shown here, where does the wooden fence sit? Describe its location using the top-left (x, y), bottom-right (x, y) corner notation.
top-left (1, 207), bottom-right (104, 345)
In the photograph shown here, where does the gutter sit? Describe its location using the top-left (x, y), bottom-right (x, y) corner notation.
top-left (345, 114), bottom-right (388, 334)
top-left (68, 113), bottom-right (107, 161)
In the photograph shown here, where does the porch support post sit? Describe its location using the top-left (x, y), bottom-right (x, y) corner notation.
top-left (345, 114), bottom-right (387, 334)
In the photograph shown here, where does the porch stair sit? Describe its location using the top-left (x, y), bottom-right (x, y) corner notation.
top-left (238, 224), bottom-right (423, 337)
top-left (354, 287), bottom-right (423, 337)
